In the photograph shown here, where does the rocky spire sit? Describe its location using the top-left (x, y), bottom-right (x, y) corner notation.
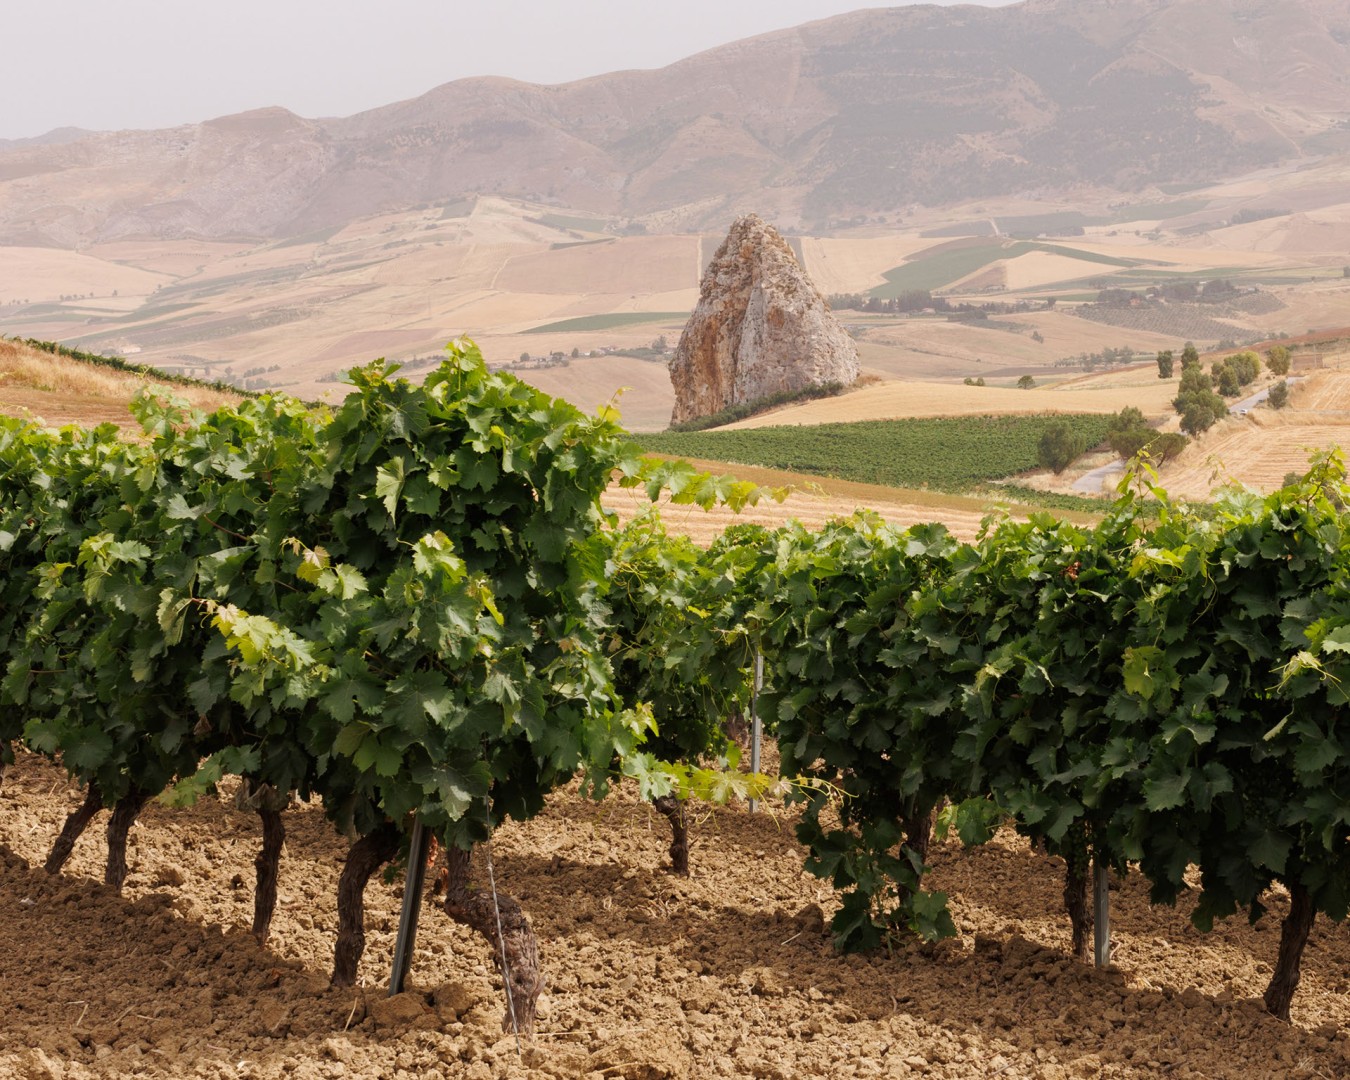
top-left (667, 213), bottom-right (859, 426)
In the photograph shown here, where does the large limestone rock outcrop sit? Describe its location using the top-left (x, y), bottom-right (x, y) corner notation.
top-left (667, 214), bottom-right (859, 425)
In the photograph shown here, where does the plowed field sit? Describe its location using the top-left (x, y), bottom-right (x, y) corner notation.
top-left (3, 752), bottom-right (1348, 1079)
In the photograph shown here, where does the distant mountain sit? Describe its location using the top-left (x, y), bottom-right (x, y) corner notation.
top-left (0, 127), bottom-right (97, 153)
top-left (2, 0), bottom-right (1347, 245)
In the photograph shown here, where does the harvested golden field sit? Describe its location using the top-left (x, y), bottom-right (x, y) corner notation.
top-left (0, 339), bottom-right (240, 430)
top-left (603, 483), bottom-right (997, 545)
top-left (82, 239), bottom-right (255, 278)
top-left (849, 315), bottom-right (1188, 382)
top-left (496, 236), bottom-right (696, 295)
top-left (1158, 416), bottom-right (1350, 498)
top-left (992, 251), bottom-right (1107, 290)
top-left (603, 459), bottom-right (1098, 546)
top-left (0, 246), bottom-right (169, 304)
top-left (723, 374), bottom-right (1180, 429)
top-left (1288, 365), bottom-right (1350, 410)
top-left (795, 235), bottom-right (939, 294)
top-left (1154, 371), bottom-right (1350, 498)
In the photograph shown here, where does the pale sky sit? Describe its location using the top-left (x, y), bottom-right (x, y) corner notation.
top-left (1, 1), bottom-right (1015, 141)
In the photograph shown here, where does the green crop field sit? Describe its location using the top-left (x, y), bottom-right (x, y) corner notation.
top-left (1107, 198), bottom-right (1211, 223)
top-left (534, 213), bottom-right (610, 233)
top-left (923, 199), bottom-right (1213, 239)
top-left (637, 414), bottom-right (1115, 491)
top-left (550, 238), bottom-right (616, 251)
top-left (869, 241), bottom-right (1140, 298)
top-left (524, 312), bottom-right (689, 334)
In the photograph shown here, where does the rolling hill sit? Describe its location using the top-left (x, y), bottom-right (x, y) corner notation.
top-left (4, 0), bottom-right (1350, 432)
top-left (1, 0), bottom-right (1348, 245)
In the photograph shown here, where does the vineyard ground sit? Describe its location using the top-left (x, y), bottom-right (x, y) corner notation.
top-left (2, 752), bottom-right (1347, 1080)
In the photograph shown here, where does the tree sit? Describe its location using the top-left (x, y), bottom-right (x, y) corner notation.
top-left (1229, 351), bottom-right (1261, 386)
top-left (652, 335), bottom-right (668, 352)
top-left (571, 347), bottom-right (581, 359)
top-left (1151, 431), bottom-right (1188, 464)
top-left (1109, 427), bottom-right (1153, 460)
top-left (1109, 406), bottom-right (1148, 433)
top-left (1104, 407), bottom-right (1186, 464)
top-left (1106, 406), bottom-right (1155, 461)
top-left (1037, 422), bottom-right (1085, 474)
top-left (1267, 345), bottom-right (1291, 377)
top-left (1031, 330), bottom-right (1045, 343)
top-left (1268, 380), bottom-right (1290, 409)
top-left (1174, 362), bottom-right (1228, 435)
top-left (1181, 342), bottom-right (1200, 368)
top-left (1017, 375), bottom-right (1036, 390)
top-left (1156, 350), bottom-right (1174, 379)
top-left (1216, 365), bottom-right (1240, 397)
top-left (1180, 400), bottom-right (1222, 436)
top-left (519, 351), bottom-right (530, 363)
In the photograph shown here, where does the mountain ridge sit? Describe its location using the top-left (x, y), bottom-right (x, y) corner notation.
top-left (2, 0), bottom-right (1348, 246)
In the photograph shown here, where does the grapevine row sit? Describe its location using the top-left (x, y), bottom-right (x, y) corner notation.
top-left (0, 342), bottom-right (763, 1033)
top-left (729, 459), bottom-right (1350, 1021)
top-left (4, 339), bottom-right (1349, 1027)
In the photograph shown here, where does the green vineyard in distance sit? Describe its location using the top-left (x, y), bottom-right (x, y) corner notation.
top-left (638, 414), bottom-right (1115, 491)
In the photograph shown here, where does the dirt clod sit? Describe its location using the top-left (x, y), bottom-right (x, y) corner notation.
top-left (1, 751), bottom-right (1348, 1078)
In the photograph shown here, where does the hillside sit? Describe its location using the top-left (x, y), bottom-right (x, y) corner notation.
top-left (1, 0), bottom-right (1348, 245)
top-left (3, 0), bottom-right (1350, 432)
top-left (5, 191), bottom-right (1348, 425)
top-left (0, 339), bottom-right (239, 429)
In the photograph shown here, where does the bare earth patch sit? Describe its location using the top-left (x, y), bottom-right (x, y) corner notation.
top-left (2, 752), bottom-right (1348, 1080)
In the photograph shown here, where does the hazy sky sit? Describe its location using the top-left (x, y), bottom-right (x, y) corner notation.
top-left (2, 1), bottom-right (1014, 140)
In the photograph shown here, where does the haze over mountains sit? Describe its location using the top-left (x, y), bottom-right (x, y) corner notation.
top-left (3, 0), bottom-right (1349, 246)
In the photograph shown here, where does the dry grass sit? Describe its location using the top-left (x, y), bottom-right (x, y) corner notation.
top-left (1289, 366), bottom-right (1350, 410)
top-left (0, 339), bottom-right (240, 431)
top-left (2, 191), bottom-right (1347, 427)
top-left (1154, 370), bottom-right (1350, 498)
top-left (722, 372), bottom-right (1180, 428)
top-left (606, 457), bottom-right (1098, 546)
top-left (0, 245), bottom-right (168, 303)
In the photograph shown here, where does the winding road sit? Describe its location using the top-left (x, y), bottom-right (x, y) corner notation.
top-left (1070, 378), bottom-right (1302, 495)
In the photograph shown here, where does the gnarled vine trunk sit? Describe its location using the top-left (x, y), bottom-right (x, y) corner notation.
top-left (105, 789), bottom-right (150, 892)
top-left (443, 844), bottom-right (545, 1036)
top-left (252, 806), bottom-right (286, 944)
top-left (901, 804), bottom-right (935, 867)
top-left (331, 824), bottom-right (400, 988)
top-left (897, 803), bottom-right (936, 904)
top-left (652, 794), bottom-right (689, 876)
top-left (1063, 856), bottom-right (1092, 963)
top-left (1264, 881), bottom-right (1315, 1021)
top-left (44, 782), bottom-right (102, 875)
top-left (1062, 822), bottom-right (1093, 963)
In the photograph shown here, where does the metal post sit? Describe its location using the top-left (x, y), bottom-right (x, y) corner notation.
top-left (1093, 858), bottom-right (1111, 969)
top-left (748, 649), bottom-right (764, 813)
top-left (388, 818), bottom-right (433, 996)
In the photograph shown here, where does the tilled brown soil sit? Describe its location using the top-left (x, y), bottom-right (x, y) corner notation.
top-left (1, 750), bottom-right (1348, 1079)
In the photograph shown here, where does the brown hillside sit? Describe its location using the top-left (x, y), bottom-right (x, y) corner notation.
top-left (1, 0), bottom-right (1348, 244)
top-left (0, 340), bottom-right (239, 430)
